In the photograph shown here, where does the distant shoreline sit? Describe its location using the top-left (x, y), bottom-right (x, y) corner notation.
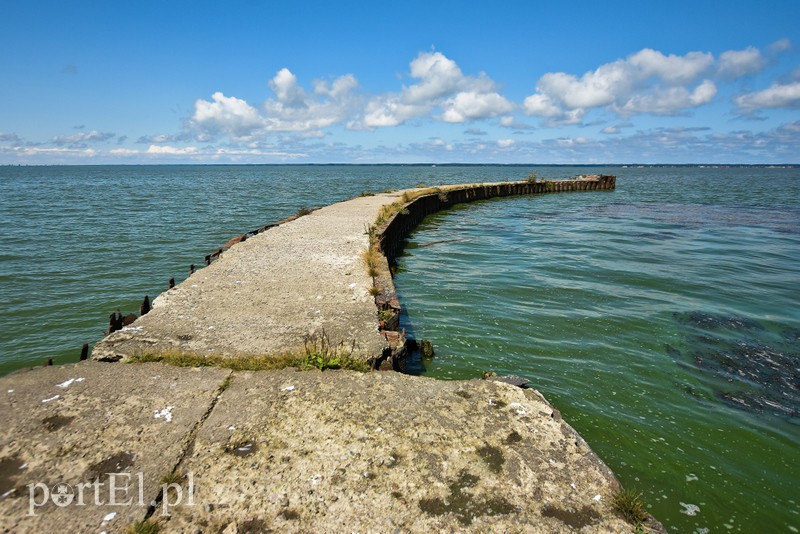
top-left (1, 162), bottom-right (798, 168)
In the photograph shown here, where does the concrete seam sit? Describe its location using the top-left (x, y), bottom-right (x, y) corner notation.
top-left (143, 370), bottom-right (234, 521)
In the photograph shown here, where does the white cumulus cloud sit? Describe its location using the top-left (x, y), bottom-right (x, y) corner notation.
top-left (405, 52), bottom-right (464, 104)
top-left (441, 91), bottom-right (513, 123)
top-left (263, 69), bottom-right (359, 131)
top-left (190, 70), bottom-right (360, 139)
top-left (616, 80), bottom-right (717, 116)
top-left (628, 49), bottom-right (713, 85)
top-left (192, 92), bottom-right (264, 139)
top-left (718, 47), bottom-right (766, 79)
top-left (146, 145), bottom-right (199, 155)
top-left (734, 81), bottom-right (800, 115)
top-left (520, 46), bottom-right (782, 124)
top-left (360, 51), bottom-right (513, 128)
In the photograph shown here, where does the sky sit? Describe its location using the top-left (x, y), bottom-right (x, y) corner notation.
top-left (2, 0), bottom-right (799, 164)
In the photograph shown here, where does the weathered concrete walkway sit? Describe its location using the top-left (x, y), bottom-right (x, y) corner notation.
top-left (92, 191), bottom-right (403, 362)
top-left (0, 361), bottom-right (646, 532)
top-left (91, 177), bottom-right (617, 366)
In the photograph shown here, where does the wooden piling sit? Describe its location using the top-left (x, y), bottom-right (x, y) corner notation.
top-left (140, 295), bottom-right (151, 316)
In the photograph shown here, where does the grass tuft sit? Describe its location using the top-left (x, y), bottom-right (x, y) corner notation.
top-left (159, 471), bottom-right (183, 486)
top-left (611, 488), bottom-right (649, 526)
top-left (375, 202), bottom-right (403, 226)
top-left (128, 351), bottom-right (304, 371)
top-left (363, 247), bottom-right (382, 277)
top-left (301, 330), bottom-right (371, 372)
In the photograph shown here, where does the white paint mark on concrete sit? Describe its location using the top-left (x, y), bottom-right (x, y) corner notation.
top-left (154, 406), bottom-right (174, 422)
top-left (56, 377), bottom-right (85, 388)
top-left (509, 402), bottom-right (527, 415)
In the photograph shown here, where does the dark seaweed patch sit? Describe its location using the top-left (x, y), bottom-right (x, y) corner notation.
top-left (505, 431), bottom-right (522, 444)
top-left (671, 311), bottom-right (799, 419)
top-left (239, 518), bottom-right (269, 532)
top-left (477, 444), bottom-right (505, 473)
top-left (781, 327), bottom-right (800, 343)
top-left (42, 415), bottom-right (75, 432)
top-left (0, 454), bottom-right (25, 496)
top-left (673, 311), bottom-right (763, 331)
top-left (542, 504), bottom-right (601, 529)
top-left (84, 451), bottom-right (136, 483)
top-left (418, 470), bottom-right (515, 526)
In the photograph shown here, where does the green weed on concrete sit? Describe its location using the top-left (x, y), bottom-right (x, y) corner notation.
top-left (301, 330), bottom-right (370, 372)
top-left (128, 332), bottom-right (371, 373)
top-left (611, 488), bottom-right (649, 526)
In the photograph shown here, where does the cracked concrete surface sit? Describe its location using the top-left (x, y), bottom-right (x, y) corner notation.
top-left (0, 361), bottom-right (230, 533)
top-left (0, 362), bottom-right (656, 533)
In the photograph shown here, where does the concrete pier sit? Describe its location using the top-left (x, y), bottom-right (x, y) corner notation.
top-left (91, 176), bottom-right (616, 365)
top-left (0, 175), bottom-right (665, 532)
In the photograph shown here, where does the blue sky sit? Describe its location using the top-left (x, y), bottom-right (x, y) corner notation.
top-left (2, 0), bottom-right (799, 164)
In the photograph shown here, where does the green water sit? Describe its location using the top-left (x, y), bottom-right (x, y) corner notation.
top-left (395, 168), bottom-right (800, 532)
top-left (1, 165), bottom-right (798, 531)
top-left (0, 164), bottom-right (506, 373)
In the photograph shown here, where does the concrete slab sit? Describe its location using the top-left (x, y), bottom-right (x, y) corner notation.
top-left (0, 361), bottom-right (230, 533)
top-left (165, 369), bottom-right (634, 532)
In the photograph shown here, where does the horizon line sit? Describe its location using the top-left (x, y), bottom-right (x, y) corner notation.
top-left (2, 162), bottom-right (798, 168)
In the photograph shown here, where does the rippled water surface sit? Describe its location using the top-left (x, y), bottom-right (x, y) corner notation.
top-left (1, 165), bottom-right (798, 531)
top-left (395, 167), bottom-right (800, 532)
